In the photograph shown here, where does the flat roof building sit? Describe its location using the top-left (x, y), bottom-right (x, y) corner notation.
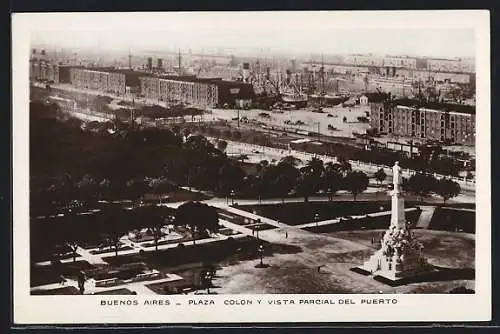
top-left (369, 98), bottom-right (475, 146)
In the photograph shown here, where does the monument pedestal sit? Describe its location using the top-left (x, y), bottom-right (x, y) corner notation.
top-left (354, 162), bottom-right (429, 284)
top-left (357, 226), bottom-right (429, 283)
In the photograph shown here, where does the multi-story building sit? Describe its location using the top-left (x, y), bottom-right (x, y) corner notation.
top-left (139, 76), bottom-right (218, 108)
top-left (370, 97), bottom-right (475, 146)
top-left (427, 58), bottom-right (475, 73)
top-left (198, 66), bottom-right (242, 81)
top-left (29, 59), bottom-right (60, 83)
top-left (343, 55), bottom-right (384, 67)
top-left (382, 56), bottom-right (417, 69)
top-left (139, 75), bottom-right (254, 108)
top-left (69, 67), bottom-right (126, 95)
top-left (395, 69), bottom-right (472, 84)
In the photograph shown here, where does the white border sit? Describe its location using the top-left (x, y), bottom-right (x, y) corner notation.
top-left (12, 10), bottom-right (491, 324)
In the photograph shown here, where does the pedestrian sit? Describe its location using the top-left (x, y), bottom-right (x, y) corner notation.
top-left (77, 271), bottom-right (86, 295)
top-left (285, 231), bottom-right (288, 239)
top-left (252, 229), bottom-right (255, 236)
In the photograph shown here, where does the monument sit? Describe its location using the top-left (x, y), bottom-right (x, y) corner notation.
top-left (356, 161), bottom-right (429, 282)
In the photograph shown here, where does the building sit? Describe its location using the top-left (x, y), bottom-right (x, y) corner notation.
top-left (138, 75), bottom-right (254, 108)
top-left (198, 66), bottom-right (242, 81)
top-left (427, 58), bottom-right (475, 73)
top-left (69, 67), bottom-right (126, 95)
top-left (370, 97), bottom-right (475, 146)
top-left (147, 57), bottom-right (153, 71)
top-left (29, 59), bottom-right (60, 83)
top-left (139, 75), bottom-right (218, 108)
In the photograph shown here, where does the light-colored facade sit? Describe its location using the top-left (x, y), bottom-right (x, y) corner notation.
top-left (382, 57), bottom-right (417, 69)
top-left (198, 66), bottom-right (242, 81)
top-left (396, 69), bottom-right (471, 84)
top-left (427, 58), bottom-right (475, 73)
top-left (139, 76), bottom-right (218, 108)
top-left (69, 68), bottom-right (126, 96)
top-left (370, 101), bottom-right (475, 146)
top-left (30, 59), bottom-right (60, 83)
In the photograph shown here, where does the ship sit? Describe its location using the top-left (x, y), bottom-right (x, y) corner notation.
top-left (309, 93), bottom-right (350, 107)
top-left (280, 91), bottom-right (308, 108)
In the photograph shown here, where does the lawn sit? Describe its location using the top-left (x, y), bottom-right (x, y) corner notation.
top-left (31, 286), bottom-right (80, 295)
top-left (31, 260), bottom-right (94, 287)
top-left (302, 209), bottom-right (422, 233)
top-left (237, 201), bottom-right (411, 226)
top-left (428, 207), bottom-right (475, 233)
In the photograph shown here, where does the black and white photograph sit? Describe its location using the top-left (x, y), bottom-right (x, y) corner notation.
top-left (12, 11), bottom-right (491, 323)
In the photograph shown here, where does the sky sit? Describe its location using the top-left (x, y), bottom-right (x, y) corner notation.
top-left (25, 11), bottom-right (477, 58)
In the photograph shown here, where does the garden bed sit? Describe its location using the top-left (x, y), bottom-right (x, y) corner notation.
top-left (89, 245), bottom-right (134, 255)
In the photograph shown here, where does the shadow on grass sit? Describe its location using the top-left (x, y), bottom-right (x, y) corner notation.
top-left (372, 266), bottom-right (475, 287)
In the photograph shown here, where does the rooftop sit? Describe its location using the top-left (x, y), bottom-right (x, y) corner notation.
top-left (394, 98), bottom-right (476, 115)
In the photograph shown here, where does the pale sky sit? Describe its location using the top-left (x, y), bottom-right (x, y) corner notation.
top-left (24, 11), bottom-right (478, 58)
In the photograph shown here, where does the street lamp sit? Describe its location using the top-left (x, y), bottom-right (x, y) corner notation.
top-left (201, 270), bottom-right (214, 294)
top-left (314, 213), bottom-right (320, 232)
top-left (230, 190), bottom-right (235, 205)
top-left (255, 243), bottom-right (267, 268)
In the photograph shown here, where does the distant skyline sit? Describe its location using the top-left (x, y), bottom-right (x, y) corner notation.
top-left (26, 11), bottom-right (476, 59)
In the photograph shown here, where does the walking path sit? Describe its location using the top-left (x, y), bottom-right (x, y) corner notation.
top-left (415, 206), bottom-right (437, 229)
top-left (31, 273), bottom-right (184, 295)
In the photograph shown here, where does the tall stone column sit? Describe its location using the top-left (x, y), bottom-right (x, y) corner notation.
top-left (357, 161), bottom-right (428, 282)
top-left (391, 161), bottom-right (406, 228)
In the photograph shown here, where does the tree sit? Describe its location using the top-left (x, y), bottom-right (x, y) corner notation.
top-left (374, 168), bottom-right (387, 186)
top-left (135, 205), bottom-right (174, 251)
top-left (175, 201), bottom-right (219, 245)
top-left (99, 205), bottom-right (130, 257)
top-left (279, 155), bottom-right (302, 167)
top-left (335, 156), bottom-right (352, 176)
top-left (322, 162), bottom-right (343, 201)
top-left (273, 159), bottom-right (300, 203)
top-left (58, 214), bottom-right (88, 262)
top-left (296, 158), bottom-right (325, 202)
top-left (216, 140), bottom-right (228, 152)
top-left (344, 171), bottom-right (369, 201)
top-left (407, 173), bottom-right (438, 202)
top-left (436, 178), bottom-right (461, 204)
top-left (217, 163), bottom-right (246, 197)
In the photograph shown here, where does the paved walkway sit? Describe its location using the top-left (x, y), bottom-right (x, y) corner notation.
top-left (415, 206), bottom-right (437, 229)
top-left (31, 273), bottom-right (184, 295)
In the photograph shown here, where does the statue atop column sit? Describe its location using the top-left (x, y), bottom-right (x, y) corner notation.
top-left (393, 161), bottom-right (402, 192)
top-left (355, 161), bottom-right (428, 282)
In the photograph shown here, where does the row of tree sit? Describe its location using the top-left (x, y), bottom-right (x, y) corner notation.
top-left (33, 201), bottom-right (220, 262)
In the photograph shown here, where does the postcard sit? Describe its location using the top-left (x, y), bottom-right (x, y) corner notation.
top-left (12, 10), bottom-right (490, 324)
